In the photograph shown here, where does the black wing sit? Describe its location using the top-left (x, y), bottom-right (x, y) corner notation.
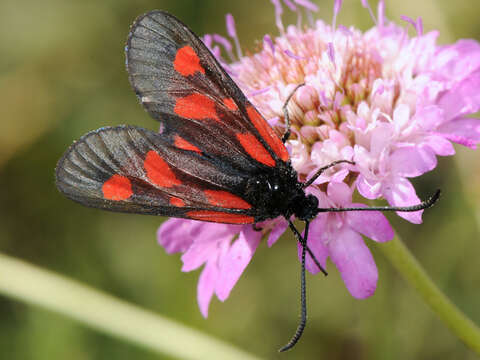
top-left (125, 10), bottom-right (289, 169)
top-left (56, 126), bottom-right (256, 224)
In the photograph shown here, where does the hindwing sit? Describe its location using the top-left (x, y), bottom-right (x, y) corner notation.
top-left (56, 126), bottom-right (257, 224)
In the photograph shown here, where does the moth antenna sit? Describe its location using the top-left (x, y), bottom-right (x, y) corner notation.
top-left (318, 189), bottom-right (441, 213)
top-left (282, 83), bottom-right (306, 143)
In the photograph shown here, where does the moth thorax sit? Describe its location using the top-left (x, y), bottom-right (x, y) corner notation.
top-left (245, 174), bottom-right (286, 214)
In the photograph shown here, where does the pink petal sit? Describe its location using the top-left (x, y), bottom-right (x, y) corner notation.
top-left (327, 181), bottom-right (353, 205)
top-left (263, 34), bottom-right (275, 53)
top-left (415, 105), bottom-right (445, 130)
top-left (283, 0), bottom-right (297, 11)
top-left (346, 204), bottom-right (394, 242)
top-left (437, 117), bottom-right (480, 149)
top-left (331, 168), bottom-right (350, 183)
top-left (356, 174), bottom-right (382, 200)
top-left (416, 17), bottom-right (423, 36)
top-left (298, 215), bottom-right (329, 274)
top-left (377, 0), bottom-right (384, 27)
top-left (440, 134), bottom-right (476, 149)
top-left (181, 240), bottom-right (219, 272)
top-left (294, 0), bottom-right (318, 12)
top-left (181, 224), bottom-right (238, 272)
top-left (383, 177), bottom-right (423, 224)
top-left (157, 219), bottom-right (200, 254)
top-left (328, 227), bottom-right (378, 299)
top-left (438, 71), bottom-right (480, 120)
top-left (393, 104), bottom-right (411, 131)
top-left (267, 219), bottom-right (289, 247)
top-left (424, 134), bottom-right (455, 156)
top-left (212, 34), bottom-right (233, 53)
top-left (327, 42), bottom-right (335, 65)
top-left (390, 146), bottom-right (437, 177)
top-left (197, 261), bottom-right (218, 318)
top-left (370, 122), bottom-right (394, 156)
top-left (334, 0), bottom-right (342, 15)
top-left (434, 39), bottom-right (480, 82)
top-left (225, 14), bottom-right (237, 37)
top-left (215, 227), bottom-right (261, 301)
top-left (400, 15), bottom-right (416, 29)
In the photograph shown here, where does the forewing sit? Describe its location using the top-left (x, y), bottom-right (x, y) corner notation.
top-left (55, 126), bottom-right (256, 224)
top-left (125, 10), bottom-right (289, 169)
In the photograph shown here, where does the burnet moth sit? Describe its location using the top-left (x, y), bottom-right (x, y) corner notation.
top-left (55, 11), bottom-right (440, 351)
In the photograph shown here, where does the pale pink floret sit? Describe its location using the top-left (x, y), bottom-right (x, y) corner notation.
top-left (157, 0), bottom-right (480, 316)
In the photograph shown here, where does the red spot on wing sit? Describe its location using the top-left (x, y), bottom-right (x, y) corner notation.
top-left (174, 135), bottom-right (201, 153)
top-left (204, 190), bottom-right (251, 209)
top-left (169, 196), bottom-right (185, 207)
top-left (144, 151), bottom-right (182, 188)
top-left (174, 93), bottom-right (220, 121)
top-left (236, 132), bottom-right (275, 167)
top-left (247, 106), bottom-right (289, 162)
top-left (102, 175), bottom-right (133, 201)
top-left (223, 98), bottom-right (238, 111)
top-left (187, 210), bottom-right (254, 224)
top-left (174, 46), bottom-right (205, 76)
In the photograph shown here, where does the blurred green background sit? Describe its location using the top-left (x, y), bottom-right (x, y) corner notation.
top-left (0, 0), bottom-right (479, 359)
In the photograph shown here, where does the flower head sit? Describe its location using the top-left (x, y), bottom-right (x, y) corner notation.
top-left (158, 0), bottom-right (480, 315)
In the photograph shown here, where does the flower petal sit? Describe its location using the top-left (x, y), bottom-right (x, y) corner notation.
top-left (197, 261), bottom-right (218, 318)
top-left (181, 224), bottom-right (238, 272)
top-left (434, 39), bottom-right (480, 82)
top-left (298, 215), bottom-right (329, 274)
top-left (356, 174), bottom-right (382, 200)
top-left (267, 218), bottom-right (288, 247)
top-left (423, 134), bottom-right (455, 156)
top-left (438, 117), bottom-right (480, 149)
top-left (328, 227), bottom-right (378, 299)
top-left (215, 227), bottom-right (261, 301)
top-left (383, 177), bottom-right (423, 224)
top-left (415, 105), bottom-right (445, 130)
top-left (438, 71), bottom-right (480, 120)
top-left (157, 219), bottom-right (200, 254)
top-left (390, 146), bottom-right (437, 177)
top-left (346, 204), bottom-right (394, 242)
top-left (327, 181), bottom-right (353, 205)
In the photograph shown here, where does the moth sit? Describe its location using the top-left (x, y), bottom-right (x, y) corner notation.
top-left (56, 11), bottom-right (439, 351)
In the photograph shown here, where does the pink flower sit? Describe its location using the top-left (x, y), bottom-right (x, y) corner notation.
top-left (300, 183), bottom-right (393, 298)
top-left (157, 0), bottom-right (480, 316)
top-left (158, 220), bottom-right (262, 317)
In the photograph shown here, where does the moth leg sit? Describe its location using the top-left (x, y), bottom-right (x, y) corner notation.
top-left (288, 220), bottom-right (327, 276)
top-left (252, 223), bottom-right (263, 232)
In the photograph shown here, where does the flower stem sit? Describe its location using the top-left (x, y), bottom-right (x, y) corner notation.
top-left (379, 236), bottom-right (480, 354)
top-left (0, 253), bottom-right (261, 360)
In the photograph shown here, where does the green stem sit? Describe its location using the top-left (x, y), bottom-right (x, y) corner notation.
top-left (0, 253), bottom-right (261, 360)
top-left (379, 236), bottom-right (480, 354)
